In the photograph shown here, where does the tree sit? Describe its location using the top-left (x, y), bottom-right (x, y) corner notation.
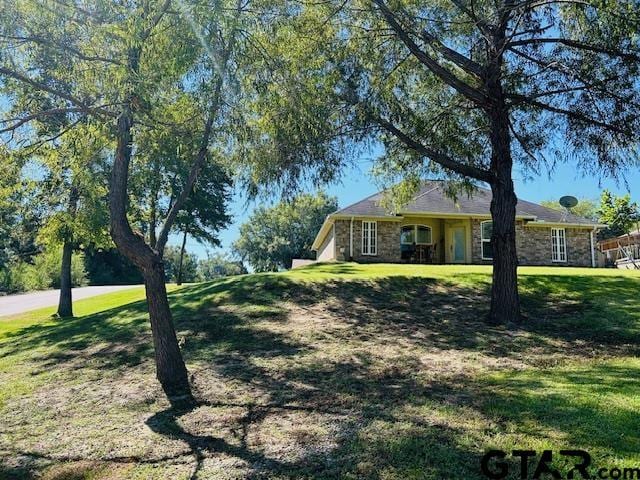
top-left (250, 0), bottom-right (640, 323)
top-left (0, 151), bottom-right (41, 292)
top-left (171, 159), bottom-right (232, 285)
top-left (30, 124), bottom-right (111, 317)
top-left (198, 253), bottom-right (247, 280)
top-left (84, 247), bottom-right (144, 286)
top-left (598, 190), bottom-right (640, 239)
top-left (540, 198), bottom-right (599, 221)
top-left (164, 246), bottom-right (200, 284)
top-left (1, 0), bottom-right (248, 398)
top-left (233, 193), bottom-right (337, 271)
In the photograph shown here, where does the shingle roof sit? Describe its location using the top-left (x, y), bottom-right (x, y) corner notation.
top-left (334, 181), bottom-right (597, 224)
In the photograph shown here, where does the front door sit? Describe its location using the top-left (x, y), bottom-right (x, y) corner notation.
top-left (452, 227), bottom-right (466, 263)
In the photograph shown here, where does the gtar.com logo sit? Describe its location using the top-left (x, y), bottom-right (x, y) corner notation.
top-left (480, 450), bottom-right (640, 479)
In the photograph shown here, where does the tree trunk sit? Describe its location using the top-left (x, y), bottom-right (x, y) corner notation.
top-left (488, 176), bottom-right (521, 324)
top-left (57, 185), bottom-right (79, 318)
top-left (143, 258), bottom-right (191, 396)
top-left (486, 63), bottom-right (522, 324)
top-left (149, 195), bottom-right (157, 248)
top-left (149, 157), bottom-right (160, 248)
top-left (177, 230), bottom-right (187, 286)
top-left (57, 240), bottom-right (74, 317)
top-left (109, 106), bottom-right (192, 399)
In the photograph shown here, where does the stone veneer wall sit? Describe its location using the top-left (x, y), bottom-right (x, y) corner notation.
top-left (334, 219), bottom-right (401, 263)
top-left (471, 218), bottom-right (592, 266)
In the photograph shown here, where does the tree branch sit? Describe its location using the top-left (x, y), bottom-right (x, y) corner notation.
top-left (155, 0), bottom-right (243, 253)
top-left (509, 37), bottom-right (640, 62)
top-left (510, 94), bottom-right (632, 135)
top-left (141, 0), bottom-right (173, 41)
top-left (367, 110), bottom-right (492, 182)
top-left (155, 111), bottom-right (214, 253)
top-left (0, 66), bottom-right (116, 117)
top-left (0, 34), bottom-right (123, 65)
top-left (0, 107), bottom-right (90, 134)
top-left (420, 30), bottom-right (484, 77)
top-left (508, 47), bottom-right (639, 107)
top-left (372, 0), bottom-right (488, 105)
top-left (449, 0), bottom-right (492, 37)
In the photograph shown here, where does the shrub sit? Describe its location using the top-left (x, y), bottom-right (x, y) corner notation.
top-left (0, 247), bottom-right (87, 293)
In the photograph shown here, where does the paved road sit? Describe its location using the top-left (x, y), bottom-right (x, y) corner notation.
top-left (0, 285), bottom-right (142, 317)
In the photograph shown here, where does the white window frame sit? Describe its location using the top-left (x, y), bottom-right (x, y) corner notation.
top-left (551, 227), bottom-right (567, 263)
top-left (362, 221), bottom-right (377, 256)
top-left (480, 220), bottom-right (493, 260)
top-left (401, 225), bottom-right (433, 245)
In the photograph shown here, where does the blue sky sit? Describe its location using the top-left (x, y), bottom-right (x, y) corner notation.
top-left (173, 157), bottom-right (640, 259)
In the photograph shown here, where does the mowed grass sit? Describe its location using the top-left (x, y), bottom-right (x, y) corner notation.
top-left (1, 264), bottom-right (639, 479)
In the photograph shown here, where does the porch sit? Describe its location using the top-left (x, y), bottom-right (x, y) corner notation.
top-left (399, 217), bottom-right (474, 264)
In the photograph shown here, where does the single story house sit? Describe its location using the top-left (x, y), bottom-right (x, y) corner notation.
top-left (312, 181), bottom-right (605, 267)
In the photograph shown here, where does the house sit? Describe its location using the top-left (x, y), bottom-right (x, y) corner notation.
top-left (311, 181), bottom-right (605, 267)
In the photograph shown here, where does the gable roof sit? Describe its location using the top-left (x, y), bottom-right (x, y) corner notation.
top-left (335, 181), bottom-right (596, 224)
top-left (312, 181), bottom-right (604, 250)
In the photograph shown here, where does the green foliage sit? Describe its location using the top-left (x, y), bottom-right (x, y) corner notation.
top-left (27, 123), bottom-right (112, 251)
top-left (0, 152), bottom-right (42, 277)
top-left (1, 245), bottom-right (87, 293)
top-left (163, 246), bottom-right (200, 284)
top-left (84, 248), bottom-right (144, 286)
top-left (240, 0), bottom-right (640, 199)
top-left (1, 0), bottom-right (242, 246)
top-left (540, 198), bottom-right (599, 221)
top-left (598, 190), bottom-right (640, 238)
top-left (131, 103), bottom-right (233, 249)
top-left (173, 158), bottom-right (233, 247)
top-left (233, 192), bottom-right (337, 271)
top-left (197, 253), bottom-right (247, 280)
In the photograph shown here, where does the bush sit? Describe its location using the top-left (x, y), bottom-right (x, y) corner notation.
top-left (0, 246), bottom-right (88, 293)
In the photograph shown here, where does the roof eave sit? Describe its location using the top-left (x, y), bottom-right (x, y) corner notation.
top-left (311, 215), bottom-right (335, 251)
top-left (525, 221), bottom-right (607, 228)
top-left (334, 211), bottom-right (537, 221)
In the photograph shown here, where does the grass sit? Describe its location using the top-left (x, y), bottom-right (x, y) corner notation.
top-left (1, 263), bottom-right (639, 479)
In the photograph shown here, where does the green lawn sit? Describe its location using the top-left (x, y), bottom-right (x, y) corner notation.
top-left (1, 264), bottom-right (639, 479)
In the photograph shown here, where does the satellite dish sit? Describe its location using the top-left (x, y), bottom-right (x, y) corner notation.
top-left (559, 196), bottom-right (578, 209)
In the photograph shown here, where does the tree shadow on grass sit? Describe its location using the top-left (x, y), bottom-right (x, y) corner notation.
top-left (0, 275), bottom-right (307, 374)
top-left (4, 270), bottom-right (638, 372)
top-left (168, 348), bottom-right (640, 479)
top-left (3, 268), bottom-right (640, 478)
top-left (467, 361), bottom-right (640, 472)
top-left (145, 353), bottom-right (491, 480)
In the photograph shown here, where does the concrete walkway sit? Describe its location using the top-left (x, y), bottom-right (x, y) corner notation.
top-left (0, 285), bottom-right (142, 317)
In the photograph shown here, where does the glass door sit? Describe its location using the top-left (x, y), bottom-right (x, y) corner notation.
top-left (452, 227), bottom-right (466, 263)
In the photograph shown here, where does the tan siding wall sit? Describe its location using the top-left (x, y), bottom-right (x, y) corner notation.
top-left (315, 225), bottom-right (335, 261)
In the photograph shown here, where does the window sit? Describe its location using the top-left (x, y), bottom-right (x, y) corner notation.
top-left (481, 221), bottom-right (493, 260)
top-left (401, 225), bottom-right (432, 245)
top-left (551, 228), bottom-right (567, 262)
top-left (362, 221), bottom-right (377, 255)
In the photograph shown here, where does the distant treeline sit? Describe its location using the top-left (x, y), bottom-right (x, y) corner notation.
top-left (0, 247), bottom-right (245, 294)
